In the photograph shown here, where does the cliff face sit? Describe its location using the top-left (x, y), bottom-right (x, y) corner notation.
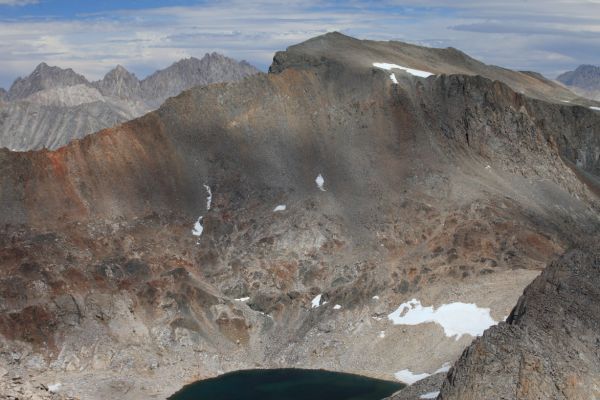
top-left (0, 33), bottom-right (598, 399)
top-left (439, 242), bottom-right (600, 400)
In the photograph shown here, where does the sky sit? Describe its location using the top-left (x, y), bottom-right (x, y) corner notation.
top-left (1, 0), bottom-right (600, 88)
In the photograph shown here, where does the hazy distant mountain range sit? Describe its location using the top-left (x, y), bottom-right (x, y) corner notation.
top-left (557, 64), bottom-right (600, 101)
top-left (0, 53), bottom-right (259, 151)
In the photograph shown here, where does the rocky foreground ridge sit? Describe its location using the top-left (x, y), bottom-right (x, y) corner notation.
top-left (0, 53), bottom-right (258, 151)
top-left (0, 33), bottom-right (599, 399)
top-left (438, 241), bottom-right (600, 399)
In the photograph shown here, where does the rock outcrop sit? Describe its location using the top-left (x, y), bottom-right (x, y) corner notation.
top-left (0, 54), bottom-right (259, 151)
top-left (438, 242), bottom-right (600, 400)
top-left (0, 33), bottom-right (598, 399)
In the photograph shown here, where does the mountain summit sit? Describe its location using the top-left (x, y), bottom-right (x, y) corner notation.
top-left (6, 62), bottom-right (89, 101)
top-left (557, 64), bottom-right (600, 90)
top-left (557, 64), bottom-right (600, 101)
top-left (94, 64), bottom-right (142, 99)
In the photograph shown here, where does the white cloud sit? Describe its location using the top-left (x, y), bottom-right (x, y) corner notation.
top-left (0, 0), bottom-right (37, 5)
top-left (0, 0), bottom-right (599, 87)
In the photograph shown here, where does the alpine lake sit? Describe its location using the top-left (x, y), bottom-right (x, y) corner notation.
top-left (169, 368), bottom-right (405, 400)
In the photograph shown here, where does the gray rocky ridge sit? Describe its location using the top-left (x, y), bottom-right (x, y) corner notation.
top-left (0, 53), bottom-right (260, 151)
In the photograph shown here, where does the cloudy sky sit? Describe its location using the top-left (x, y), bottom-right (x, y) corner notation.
top-left (1, 0), bottom-right (599, 88)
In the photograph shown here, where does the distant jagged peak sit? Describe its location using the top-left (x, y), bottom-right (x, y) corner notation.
top-left (94, 64), bottom-right (142, 99)
top-left (7, 61), bottom-right (90, 101)
top-left (557, 64), bottom-right (600, 91)
top-left (0, 87), bottom-right (6, 101)
top-left (139, 52), bottom-right (259, 108)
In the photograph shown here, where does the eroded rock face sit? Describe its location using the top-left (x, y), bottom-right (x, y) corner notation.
top-left (439, 242), bottom-right (600, 400)
top-left (0, 33), bottom-right (598, 399)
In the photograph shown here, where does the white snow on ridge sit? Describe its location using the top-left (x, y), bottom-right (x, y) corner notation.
top-left (311, 294), bottom-right (322, 308)
top-left (388, 299), bottom-right (496, 340)
top-left (235, 297), bottom-right (250, 302)
top-left (203, 184), bottom-right (212, 210)
top-left (420, 391), bottom-right (440, 399)
top-left (192, 216), bottom-right (204, 237)
top-left (590, 106), bottom-right (600, 111)
top-left (315, 174), bottom-right (326, 191)
top-left (394, 369), bottom-right (431, 385)
top-left (273, 205), bottom-right (286, 212)
top-left (373, 63), bottom-right (434, 78)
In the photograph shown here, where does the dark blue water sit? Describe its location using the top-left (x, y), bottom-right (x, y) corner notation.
top-left (169, 368), bottom-right (404, 400)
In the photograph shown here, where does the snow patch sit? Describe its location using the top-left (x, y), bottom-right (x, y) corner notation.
top-left (48, 383), bottom-right (61, 393)
top-left (373, 63), bottom-right (434, 78)
top-left (394, 369), bottom-right (431, 385)
top-left (311, 294), bottom-right (322, 308)
top-left (333, 304), bottom-right (342, 310)
top-left (203, 184), bottom-right (212, 210)
top-left (315, 174), bottom-right (326, 191)
top-left (379, 331), bottom-right (385, 338)
top-left (590, 106), bottom-right (600, 111)
top-left (420, 391), bottom-right (440, 399)
top-left (434, 362), bottom-right (451, 374)
top-left (273, 205), bottom-right (286, 212)
top-left (388, 299), bottom-right (496, 340)
top-left (394, 361), bottom-right (452, 385)
top-left (192, 216), bottom-right (204, 237)
top-left (372, 295), bottom-right (380, 300)
top-left (390, 73), bottom-right (398, 84)
top-left (235, 297), bottom-right (250, 302)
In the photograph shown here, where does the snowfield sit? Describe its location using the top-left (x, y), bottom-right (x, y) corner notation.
top-left (388, 299), bottom-right (496, 340)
